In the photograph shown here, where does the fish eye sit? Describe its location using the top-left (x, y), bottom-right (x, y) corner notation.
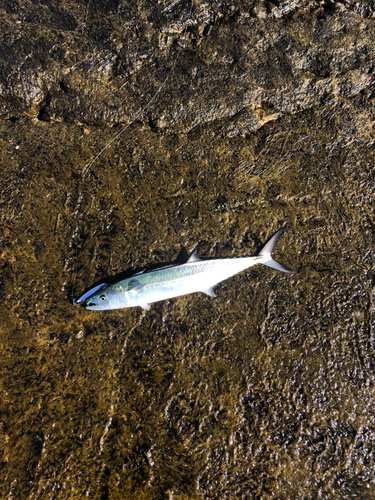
top-left (99, 295), bottom-right (107, 301)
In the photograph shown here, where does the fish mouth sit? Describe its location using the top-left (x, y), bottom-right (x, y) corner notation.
top-left (74, 283), bottom-right (108, 306)
top-left (85, 301), bottom-right (99, 309)
top-left (85, 300), bottom-right (110, 311)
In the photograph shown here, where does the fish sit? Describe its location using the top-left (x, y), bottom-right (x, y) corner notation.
top-left (75, 228), bottom-right (295, 311)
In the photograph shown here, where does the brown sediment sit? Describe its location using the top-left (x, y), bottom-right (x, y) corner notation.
top-left (0, 1), bottom-right (375, 498)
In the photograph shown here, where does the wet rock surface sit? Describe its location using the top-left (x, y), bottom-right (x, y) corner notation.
top-left (1, 0), bottom-right (374, 498)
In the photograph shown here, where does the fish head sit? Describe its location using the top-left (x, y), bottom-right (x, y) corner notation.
top-left (74, 283), bottom-right (113, 310)
top-left (74, 283), bottom-right (108, 307)
top-left (76, 276), bottom-right (145, 310)
top-left (84, 287), bottom-right (119, 310)
top-left (83, 284), bottom-right (134, 310)
top-left (84, 288), bottom-right (112, 310)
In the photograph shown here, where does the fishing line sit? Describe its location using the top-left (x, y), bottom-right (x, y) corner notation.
top-left (70, 0), bottom-right (193, 302)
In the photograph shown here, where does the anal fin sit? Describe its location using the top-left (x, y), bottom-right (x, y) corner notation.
top-left (202, 287), bottom-right (216, 298)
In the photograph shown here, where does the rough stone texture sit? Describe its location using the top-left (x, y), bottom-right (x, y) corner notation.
top-left (0, 0), bottom-right (374, 499)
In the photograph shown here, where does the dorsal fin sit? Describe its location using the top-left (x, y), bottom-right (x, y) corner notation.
top-left (187, 250), bottom-right (200, 263)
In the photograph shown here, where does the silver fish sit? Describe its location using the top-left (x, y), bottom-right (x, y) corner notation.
top-left (76, 229), bottom-right (295, 311)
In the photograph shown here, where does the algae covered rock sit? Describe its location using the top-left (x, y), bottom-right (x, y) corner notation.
top-left (0, 1), bottom-right (374, 498)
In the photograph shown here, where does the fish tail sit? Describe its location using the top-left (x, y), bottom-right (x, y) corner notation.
top-left (258, 229), bottom-right (296, 273)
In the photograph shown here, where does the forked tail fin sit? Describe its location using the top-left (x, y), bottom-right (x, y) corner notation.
top-left (259, 229), bottom-right (296, 273)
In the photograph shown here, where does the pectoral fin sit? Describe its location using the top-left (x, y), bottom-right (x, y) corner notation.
top-left (202, 287), bottom-right (216, 298)
top-left (128, 279), bottom-right (145, 291)
top-left (134, 268), bottom-right (146, 276)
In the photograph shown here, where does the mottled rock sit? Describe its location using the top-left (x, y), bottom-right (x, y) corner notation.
top-left (0, 0), bottom-right (374, 499)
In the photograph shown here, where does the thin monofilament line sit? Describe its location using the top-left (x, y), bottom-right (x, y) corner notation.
top-left (70, 1), bottom-right (193, 301)
top-left (82, 55), bottom-right (182, 181)
top-left (82, 1), bottom-right (193, 180)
